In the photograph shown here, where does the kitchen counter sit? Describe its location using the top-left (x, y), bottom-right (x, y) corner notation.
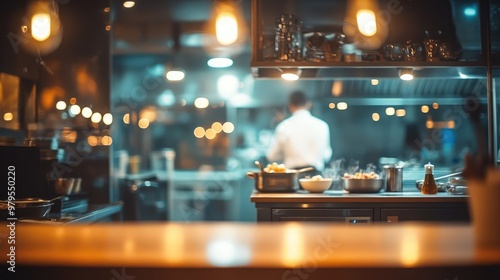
top-left (0, 222), bottom-right (498, 279)
top-left (251, 190), bottom-right (468, 203)
top-left (251, 190), bottom-right (470, 222)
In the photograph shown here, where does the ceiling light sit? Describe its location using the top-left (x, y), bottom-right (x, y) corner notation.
top-left (208, 57), bottom-right (233, 68)
top-left (280, 69), bottom-right (301, 81)
top-left (398, 68), bottom-right (414, 81)
top-left (123, 1), bottom-right (135, 8)
top-left (166, 70), bottom-right (185, 81)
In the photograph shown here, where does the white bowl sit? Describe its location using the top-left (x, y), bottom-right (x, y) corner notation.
top-left (299, 178), bottom-right (333, 193)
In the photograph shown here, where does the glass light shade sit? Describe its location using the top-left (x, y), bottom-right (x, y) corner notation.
top-left (31, 13), bottom-right (51, 41)
top-left (356, 9), bottom-right (377, 37)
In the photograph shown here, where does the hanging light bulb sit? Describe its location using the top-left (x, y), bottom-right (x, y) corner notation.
top-left (356, 9), bottom-right (377, 37)
top-left (31, 12), bottom-right (51, 41)
top-left (22, 0), bottom-right (63, 55)
top-left (215, 1), bottom-right (238, 45)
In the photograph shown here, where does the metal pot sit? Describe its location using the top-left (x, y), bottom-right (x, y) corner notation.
top-left (342, 178), bottom-right (383, 193)
top-left (247, 167), bottom-right (314, 193)
top-left (0, 198), bottom-right (54, 219)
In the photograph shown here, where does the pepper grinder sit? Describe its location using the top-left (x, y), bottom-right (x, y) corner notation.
top-left (421, 162), bottom-right (438, 194)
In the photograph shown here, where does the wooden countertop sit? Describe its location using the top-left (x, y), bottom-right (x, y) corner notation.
top-left (2, 222), bottom-right (500, 267)
top-left (251, 190), bottom-right (468, 203)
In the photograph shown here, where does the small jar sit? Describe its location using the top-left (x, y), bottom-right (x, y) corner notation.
top-left (421, 162), bottom-right (438, 194)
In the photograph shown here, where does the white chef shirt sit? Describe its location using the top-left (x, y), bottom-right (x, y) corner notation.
top-left (266, 109), bottom-right (333, 171)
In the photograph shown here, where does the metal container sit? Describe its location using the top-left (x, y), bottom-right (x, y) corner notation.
top-left (0, 198), bottom-right (54, 219)
top-left (383, 165), bottom-right (403, 192)
top-left (247, 167), bottom-right (314, 193)
top-left (342, 178), bottom-right (383, 193)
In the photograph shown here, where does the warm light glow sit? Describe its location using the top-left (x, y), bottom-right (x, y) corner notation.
top-left (282, 223), bottom-right (304, 267)
top-left (329, 103), bottom-right (336, 109)
top-left (400, 230), bottom-right (420, 266)
top-left (385, 107), bottom-right (395, 116)
top-left (205, 128), bottom-right (217, 140)
top-left (372, 113), bottom-right (380, 121)
top-left (91, 112), bottom-right (102, 124)
top-left (194, 127), bottom-right (205, 138)
top-left (138, 118), bottom-right (150, 129)
top-left (103, 113), bottom-right (113, 125)
top-left (69, 105), bottom-right (81, 116)
top-left (102, 135), bottom-right (113, 146)
top-left (356, 9), bottom-right (377, 36)
top-left (31, 13), bottom-right (51, 41)
top-left (281, 73), bottom-right (299, 81)
top-left (166, 70), bottom-right (185, 81)
top-left (222, 122), bottom-right (234, 133)
top-left (216, 9), bottom-right (238, 45)
top-left (81, 107), bottom-right (92, 118)
top-left (212, 122), bottom-right (223, 133)
top-left (87, 136), bottom-right (98, 147)
top-left (448, 120), bottom-right (455, 129)
top-left (432, 103), bottom-right (439, 110)
top-left (371, 79), bottom-right (379, 86)
top-left (426, 120), bottom-right (434, 129)
top-left (396, 109), bottom-right (406, 117)
top-left (331, 81), bottom-right (343, 96)
top-left (3, 112), bottom-right (14, 121)
top-left (140, 107), bottom-right (157, 122)
top-left (56, 101), bottom-right (67, 111)
top-left (337, 102), bottom-right (348, 110)
top-left (123, 113), bottom-right (130, 124)
top-left (123, 1), bottom-right (135, 8)
top-left (70, 97), bottom-right (77, 105)
top-left (421, 105), bottom-right (430, 114)
top-left (194, 97), bottom-right (210, 109)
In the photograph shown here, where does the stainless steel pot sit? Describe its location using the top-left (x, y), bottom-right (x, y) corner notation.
top-left (247, 167), bottom-right (314, 193)
top-left (342, 178), bottom-right (383, 193)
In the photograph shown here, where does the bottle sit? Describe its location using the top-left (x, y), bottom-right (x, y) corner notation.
top-left (421, 162), bottom-right (438, 194)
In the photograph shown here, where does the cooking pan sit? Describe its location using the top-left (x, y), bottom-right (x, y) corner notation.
top-left (0, 197), bottom-right (57, 219)
top-left (342, 178), bottom-right (383, 193)
top-left (247, 166), bottom-right (314, 193)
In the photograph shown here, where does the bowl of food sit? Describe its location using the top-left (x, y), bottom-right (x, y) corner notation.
top-left (342, 171), bottom-right (383, 193)
top-left (300, 175), bottom-right (333, 193)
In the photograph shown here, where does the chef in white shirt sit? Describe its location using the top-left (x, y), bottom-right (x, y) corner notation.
top-left (266, 90), bottom-right (333, 178)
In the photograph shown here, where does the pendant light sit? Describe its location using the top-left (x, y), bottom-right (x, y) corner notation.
top-left (343, 0), bottom-right (387, 51)
top-left (204, 0), bottom-right (247, 57)
top-left (22, 0), bottom-right (63, 55)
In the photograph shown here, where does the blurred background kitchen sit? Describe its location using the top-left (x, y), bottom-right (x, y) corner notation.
top-left (1, 0), bottom-right (498, 222)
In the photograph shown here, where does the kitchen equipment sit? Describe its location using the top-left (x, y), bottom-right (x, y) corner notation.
top-left (0, 198), bottom-right (54, 219)
top-left (383, 165), bottom-right (403, 192)
top-left (415, 171), bottom-right (462, 191)
top-left (342, 178), bottom-right (383, 193)
top-left (247, 167), bottom-right (314, 193)
top-left (299, 178), bottom-right (333, 193)
top-left (52, 177), bottom-right (83, 195)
